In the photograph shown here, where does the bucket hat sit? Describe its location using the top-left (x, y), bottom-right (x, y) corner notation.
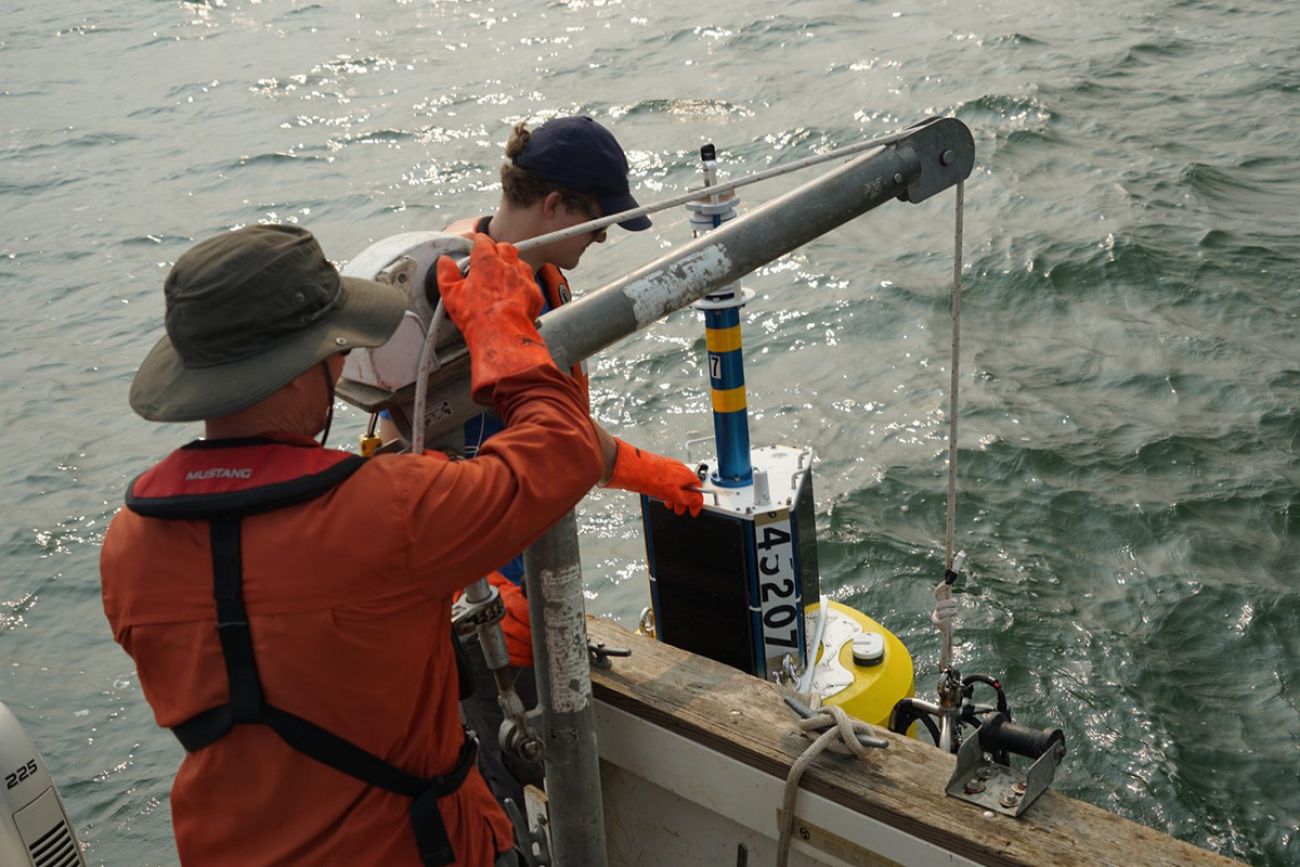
top-left (129, 224), bottom-right (406, 422)
top-left (514, 116), bottom-right (652, 231)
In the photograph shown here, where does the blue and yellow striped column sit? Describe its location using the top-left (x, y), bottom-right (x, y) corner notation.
top-left (705, 305), bottom-right (753, 487)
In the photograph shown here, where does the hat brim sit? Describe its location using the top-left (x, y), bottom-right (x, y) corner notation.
top-left (129, 275), bottom-right (407, 422)
top-left (598, 192), bottom-right (652, 232)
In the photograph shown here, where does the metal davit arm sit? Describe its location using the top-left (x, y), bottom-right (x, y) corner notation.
top-left (542, 117), bottom-right (972, 373)
top-left (335, 116), bottom-right (974, 436)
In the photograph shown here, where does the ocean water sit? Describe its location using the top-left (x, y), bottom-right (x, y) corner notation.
top-left (2, 0), bottom-right (1297, 864)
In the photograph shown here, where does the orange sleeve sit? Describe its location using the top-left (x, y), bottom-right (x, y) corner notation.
top-left (400, 363), bottom-right (603, 595)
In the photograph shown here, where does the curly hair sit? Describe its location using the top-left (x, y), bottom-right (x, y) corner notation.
top-left (501, 122), bottom-right (600, 215)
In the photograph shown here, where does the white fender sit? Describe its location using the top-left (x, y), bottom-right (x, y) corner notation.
top-left (0, 701), bottom-right (85, 866)
top-left (339, 231), bottom-right (473, 394)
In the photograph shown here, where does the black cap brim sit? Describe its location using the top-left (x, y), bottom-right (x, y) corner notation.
top-left (599, 192), bottom-right (652, 232)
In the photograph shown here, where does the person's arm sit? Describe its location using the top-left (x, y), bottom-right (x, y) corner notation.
top-left (403, 365), bottom-right (602, 587)
top-left (599, 427), bottom-right (704, 517)
top-left (384, 379), bottom-right (619, 473)
top-left (399, 235), bottom-right (605, 588)
top-left (595, 424), bottom-right (619, 483)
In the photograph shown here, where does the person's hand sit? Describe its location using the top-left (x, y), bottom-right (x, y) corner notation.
top-left (605, 438), bottom-right (704, 517)
top-left (434, 234), bottom-right (551, 402)
top-left (435, 233), bottom-right (541, 328)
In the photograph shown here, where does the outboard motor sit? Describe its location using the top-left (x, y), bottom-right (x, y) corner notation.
top-left (0, 701), bottom-right (85, 866)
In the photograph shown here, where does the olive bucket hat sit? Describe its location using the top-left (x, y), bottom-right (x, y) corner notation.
top-left (129, 224), bottom-right (406, 422)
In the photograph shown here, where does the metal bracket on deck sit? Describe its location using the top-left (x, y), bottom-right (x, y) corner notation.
top-left (503, 787), bottom-right (552, 866)
top-left (587, 641), bottom-right (631, 670)
top-left (945, 713), bottom-right (1066, 816)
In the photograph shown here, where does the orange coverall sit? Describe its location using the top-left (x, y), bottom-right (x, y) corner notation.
top-left (100, 363), bottom-right (602, 866)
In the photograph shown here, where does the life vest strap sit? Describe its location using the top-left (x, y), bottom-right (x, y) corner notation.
top-left (172, 702), bottom-right (476, 866)
top-left (151, 446), bottom-right (474, 867)
top-left (211, 516), bottom-right (263, 722)
top-left (171, 701), bottom-right (476, 799)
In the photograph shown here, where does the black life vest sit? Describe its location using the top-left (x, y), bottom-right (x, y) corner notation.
top-left (125, 437), bottom-right (477, 867)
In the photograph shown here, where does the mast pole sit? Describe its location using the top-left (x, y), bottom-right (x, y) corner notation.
top-left (523, 512), bottom-right (608, 867)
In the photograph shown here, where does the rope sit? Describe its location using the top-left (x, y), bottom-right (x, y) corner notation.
top-left (944, 180), bottom-right (964, 573)
top-left (776, 704), bottom-right (885, 867)
top-left (410, 301), bottom-right (449, 454)
top-left (935, 181), bottom-right (965, 673)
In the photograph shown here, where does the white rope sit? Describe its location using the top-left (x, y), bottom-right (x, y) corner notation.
top-left (410, 301), bottom-right (449, 454)
top-left (793, 595), bottom-right (829, 694)
top-left (776, 705), bottom-right (885, 867)
top-left (935, 181), bottom-right (965, 672)
top-left (944, 180), bottom-right (964, 573)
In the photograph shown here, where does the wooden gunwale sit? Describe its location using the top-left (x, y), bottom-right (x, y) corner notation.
top-left (587, 616), bottom-right (1242, 867)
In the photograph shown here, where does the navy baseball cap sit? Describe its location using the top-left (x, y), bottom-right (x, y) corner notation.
top-left (513, 116), bottom-right (652, 232)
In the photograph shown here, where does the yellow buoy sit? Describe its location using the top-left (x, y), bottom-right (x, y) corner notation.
top-left (805, 600), bottom-right (914, 729)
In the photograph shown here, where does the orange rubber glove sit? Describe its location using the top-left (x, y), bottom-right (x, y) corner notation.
top-left (452, 571), bottom-right (533, 668)
top-left (435, 233), bottom-right (552, 403)
top-left (605, 438), bottom-right (704, 517)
